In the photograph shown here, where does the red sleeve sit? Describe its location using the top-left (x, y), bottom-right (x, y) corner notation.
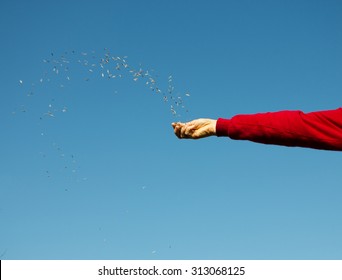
top-left (216, 108), bottom-right (342, 151)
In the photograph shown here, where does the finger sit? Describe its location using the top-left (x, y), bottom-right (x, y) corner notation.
top-left (175, 123), bottom-right (184, 130)
top-left (173, 125), bottom-right (180, 138)
top-left (180, 123), bottom-right (195, 138)
top-left (173, 123), bottom-right (184, 138)
top-left (180, 123), bottom-right (192, 138)
top-left (185, 126), bottom-right (196, 138)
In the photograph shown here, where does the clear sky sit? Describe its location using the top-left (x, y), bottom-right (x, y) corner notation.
top-left (0, 0), bottom-right (341, 260)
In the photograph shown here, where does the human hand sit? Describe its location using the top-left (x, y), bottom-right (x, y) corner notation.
top-left (171, 119), bottom-right (217, 139)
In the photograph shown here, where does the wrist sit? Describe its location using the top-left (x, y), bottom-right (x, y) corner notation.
top-left (211, 120), bottom-right (217, 135)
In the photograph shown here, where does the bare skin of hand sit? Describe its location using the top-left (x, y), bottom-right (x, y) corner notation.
top-left (171, 119), bottom-right (217, 139)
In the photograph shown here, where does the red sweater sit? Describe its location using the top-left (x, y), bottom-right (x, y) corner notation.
top-left (216, 108), bottom-right (342, 151)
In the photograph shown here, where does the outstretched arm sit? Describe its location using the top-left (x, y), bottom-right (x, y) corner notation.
top-left (171, 108), bottom-right (342, 151)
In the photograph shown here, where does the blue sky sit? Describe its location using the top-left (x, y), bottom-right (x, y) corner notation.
top-left (0, 0), bottom-right (341, 260)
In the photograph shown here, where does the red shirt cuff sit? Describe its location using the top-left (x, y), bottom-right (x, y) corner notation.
top-left (216, 118), bottom-right (231, 137)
